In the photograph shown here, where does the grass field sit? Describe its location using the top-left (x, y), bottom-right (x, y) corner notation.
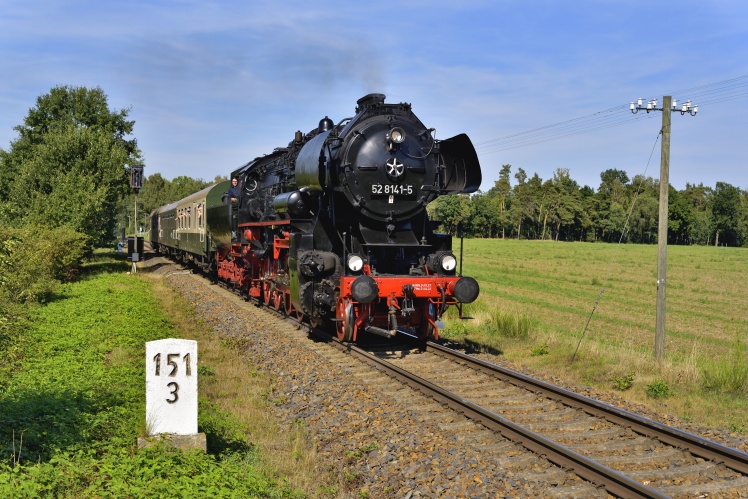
top-left (0, 252), bottom-right (306, 497)
top-left (445, 239), bottom-right (748, 432)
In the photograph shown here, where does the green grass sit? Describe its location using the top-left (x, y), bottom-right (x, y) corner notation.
top-left (0, 252), bottom-right (300, 498)
top-left (445, 239), bottom-right (748, 432)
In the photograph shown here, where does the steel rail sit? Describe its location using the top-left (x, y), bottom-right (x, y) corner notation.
top-left (318, 334), bottom-right (668, 499)
top-left (426, 341), bottom-right (748, 476)
top-left (199, 264), bottom-right (747, 494)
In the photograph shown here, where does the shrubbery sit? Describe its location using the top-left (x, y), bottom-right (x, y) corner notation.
top-left (0, 224), bottom-right (89, 304)
top-left (0, 224), bottom-right (88, 388)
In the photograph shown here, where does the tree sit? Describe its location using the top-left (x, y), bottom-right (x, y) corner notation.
top-left (549, 168), bottom-right (580, 241)
top-left (712, 182), bottom-right (743, 246)
top-left (0, 85), bottom-right (140, 245)
top-left (511, 168), bottom-right (537, 239)
top-left (429, 194), bottom-right (472, 235)
top-left (576, 186), bottom-right (596, 241)
top-left (599, 168), bottom-right (630, 202)
top-left (168, 176), bottom-right (211, 202)
top-left (468, 192), bottom-right (498, 237)
top-left (668, 187), bottom-right (695, 245)
top-left (488, 164), bottom-right (513, 239)
top-left (683, 183), bottom-right (713, 245)
top-left (139, 173), bottom-right (169, 215)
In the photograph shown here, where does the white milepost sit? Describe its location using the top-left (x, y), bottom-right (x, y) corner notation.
top-left (145, 338), bottom-right (198, 435)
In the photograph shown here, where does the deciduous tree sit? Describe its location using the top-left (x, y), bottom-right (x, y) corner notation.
top-left (0, 85), bottom-right (140, 245)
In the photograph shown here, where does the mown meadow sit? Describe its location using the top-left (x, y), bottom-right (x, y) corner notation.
top-left (445, 239), bottom-right (748, 433)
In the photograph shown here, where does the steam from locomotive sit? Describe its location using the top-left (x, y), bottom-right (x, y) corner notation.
top-left (151, 93), bottom-right (482, 341)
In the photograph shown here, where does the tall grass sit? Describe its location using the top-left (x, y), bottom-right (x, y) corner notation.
top-left (488, 308), bottom-right (533, 339)
top-left (701, 334), bottom-right (748, 396)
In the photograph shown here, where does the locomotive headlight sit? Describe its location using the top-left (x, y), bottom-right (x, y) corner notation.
top-left (347, 254), bottom-right (364, 272)
top-left (440, 253), bottom-right (457, 272)
top-left (387, 127), bottom-right (406, 145)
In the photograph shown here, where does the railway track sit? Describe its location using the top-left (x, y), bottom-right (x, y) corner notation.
top-left (326, 336), bottom-right (748, 498)
top-left (154, 254), bottom-right (748, 497)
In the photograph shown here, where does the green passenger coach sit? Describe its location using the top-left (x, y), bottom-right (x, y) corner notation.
top-left (149, 180), bottom-right (232, 272)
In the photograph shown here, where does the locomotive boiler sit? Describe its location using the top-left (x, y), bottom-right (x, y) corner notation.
top-left (152, 93), bottom-right (481, 341)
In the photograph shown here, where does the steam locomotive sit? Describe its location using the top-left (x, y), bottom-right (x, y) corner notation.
top-left (150, 94), bottom-right (481, 341)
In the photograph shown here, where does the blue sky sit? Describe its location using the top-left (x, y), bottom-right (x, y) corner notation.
top-left (2, 0), bottom-right (747, 192)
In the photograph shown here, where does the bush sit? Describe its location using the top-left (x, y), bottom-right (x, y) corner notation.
top-left (646, 380), bottom-right (672, 399)
top-left (0, 225), bottom-right (89, 303)
top-left (531, 344), bottom-right (549, 356)
top-left (0, 293), bottom-right (28, 391)
top-left (612, 372), bottom-right (635, 391)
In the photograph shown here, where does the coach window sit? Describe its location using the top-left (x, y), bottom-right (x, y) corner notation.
top-left (197, 203), bottom-right (203, 229)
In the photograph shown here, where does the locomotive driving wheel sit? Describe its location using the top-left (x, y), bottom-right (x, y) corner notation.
top-left (262, 281), bottom-right (272, 306)
top-left (273, 290), bottom-right (283, 310)
top-left (283, 293), bottom-right (293, 315)
top-left (336, 298), bottom-right (354, 342)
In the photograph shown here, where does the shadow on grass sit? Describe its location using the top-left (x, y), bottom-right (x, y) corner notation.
top-left (0, 388), bottom-right (255, 465)
top-left (440, 337), bottom-right (504, 356)
top-left (81, 249), bottom-right (172, 277)
top-left (79, 250), bottom-right (131, 276)
top-left (0, 387), bottom-right (131, 465)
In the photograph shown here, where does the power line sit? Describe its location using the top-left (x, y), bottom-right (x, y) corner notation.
top-left (475, 75), bottom-right (748, 155)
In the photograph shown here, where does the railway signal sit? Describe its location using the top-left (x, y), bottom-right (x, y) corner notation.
top-left (129, 164), bottom-right (145, 273)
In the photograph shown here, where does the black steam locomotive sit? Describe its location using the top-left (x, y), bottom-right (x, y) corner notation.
top-left (151, 94), bottom-right (481, 341)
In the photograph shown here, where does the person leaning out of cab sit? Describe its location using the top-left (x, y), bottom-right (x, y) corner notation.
top-left (227, 177), bottom-right (240, 203)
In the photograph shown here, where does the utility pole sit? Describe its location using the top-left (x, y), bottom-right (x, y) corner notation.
top-left (631, 96), bottom-right (697, 362)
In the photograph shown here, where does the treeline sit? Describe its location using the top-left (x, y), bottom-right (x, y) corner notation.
top-left (429, 166), bottom-right (748, 247)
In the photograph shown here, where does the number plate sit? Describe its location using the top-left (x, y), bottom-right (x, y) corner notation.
top-left (370, 184), bottom-right (415, 198)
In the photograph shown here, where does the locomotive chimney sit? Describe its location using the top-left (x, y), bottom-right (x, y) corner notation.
top-left (356, 93), bottom-right (386, 112)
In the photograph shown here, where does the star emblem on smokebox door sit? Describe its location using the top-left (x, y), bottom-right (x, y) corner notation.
top-left (385, 157), bottom-right (405, 179)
